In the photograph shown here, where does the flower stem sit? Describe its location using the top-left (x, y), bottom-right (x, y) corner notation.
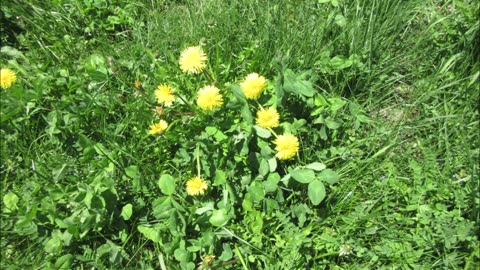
top-left (196, 144), bottom-right (201, 177)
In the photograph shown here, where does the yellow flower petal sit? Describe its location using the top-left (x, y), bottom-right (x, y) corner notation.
top-left (240, 73), bottom-right (266, 99)
top-left (179, 46), bottom-right (207, 74)
top-left (1, 68), bottom-right (17, 89)
top-left (155, 84), bottom-right (175, 106)
top-left (256, 107), bottom-right (280, 129)
top-left (185, 176), bottom-right (208, 196)
top-left (274, 134), bottom-right (299, 160)
top-left (148, 120), bottom-right (168, 135)
top-left (197, 85), bottom-right (223, 111)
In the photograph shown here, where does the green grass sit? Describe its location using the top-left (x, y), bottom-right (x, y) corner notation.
top-left (1, 0), bottom-right (479, 269)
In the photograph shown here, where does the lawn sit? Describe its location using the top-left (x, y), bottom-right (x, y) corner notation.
top-left (1, 0), bottom-right (479, 269)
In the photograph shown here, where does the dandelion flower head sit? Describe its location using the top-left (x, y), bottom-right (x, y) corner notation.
top-left (256, 107), bottom-right (280, 129)
top-left (240, 73), bottom-right (266, 99)
top-left (155, 84), bottom-right (175, 106)
top-left (274, 134), bottom-right (299, 160)
top-left (134, 80), bottom-right (141, 89)
top-left (148, 120), bottom-right (168, 135)
top-left (197, 85), bottom-right (223, 111)
top-left (179, 46), bottom-right (207, 74)
top-left (186, 176), bottom-right (208, 196)
top-left (1, 68), bottom-right (17, 89)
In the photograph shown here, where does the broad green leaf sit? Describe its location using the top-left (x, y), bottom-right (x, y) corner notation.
top-left (283, 69), bottom-right (315, 97)
top-left (194, 202), bottom-right (214, 215)
top-left (45, 236), bottom-right (62, 254)
top-left (158, 174), bottom-right (176, 195)
top-left (330, 55), bottom-right (352, 70)
top-left (241, 104), bottom-right (253, 124)
top-left (334, 14), bottom-right (346, 27)
top-left (125, 165), bottom-right (140, 179)
top-left (209, 208), bottom-right (229, 227)
top-left (54, 254), bottom-right (73, 270)
top-left (205, 126), bottom-right (227, 142)
top-left (213, 170), bottom-right (227, 186)
top-left (263, 173), bottom-right (280, 193)
top-left (254, 125), bottom-right (271, 138)
top-left (319, 169), bottom-right (339, 184)
top-left (248, 181), bottom-right (265, 201)
top-left (328, 97), bottom-right (346, 112)
top-left (120, 203), bottom-right (133, 220)
top-left (152, 196), bottom-right (173, 219)
top-left (308, 180), bottom-right (326, 205)
top-left (259, 158), bottom-right (269, 177)
top-left (174, 247), bottom-right (188, 262)
top-left (3, 192), bottom-right (19, 212)
top-left (137, 225), bottom-right (161, 243)
top-left (268, 157), bottom-right (277, 172)
top-left (306, 162), bottom-right (326, 171)
top-left (291, 168), bottom-right (316, 184)
top-left (219, 243), bottom-right (233, 261)
top-left (325, 117), bottom-right (342, 129)
top-left (107, 240), bottom-right (122, 264)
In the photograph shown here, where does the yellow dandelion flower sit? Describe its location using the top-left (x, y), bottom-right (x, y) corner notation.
top-left (197, 85), bottom-right (223, 111)
top-left (148, 120), bottom-right (168, 135)
top-left (186, 176), bottom-right (208, 196)
top-left (1, 68), bottom-right (17, 89)
top-left (256, 107), bottom-right (280, 129)
top-left (240, 73), bottom-right (266, 99)
top-left (274, 134), bottom-right (299, 160)
top-left (155, 84), bottom-right (175, 106)
top-left (179, 46), bottom-right (207, 74)
top-left (134, 80), bottom-right (141, 89)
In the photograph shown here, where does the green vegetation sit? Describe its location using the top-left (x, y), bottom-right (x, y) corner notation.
top-left (1, 0), bottom-right (478, 269)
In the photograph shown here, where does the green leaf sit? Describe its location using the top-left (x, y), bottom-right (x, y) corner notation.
top-left (263, 173), bottom-right (280, 193)
top-left (248, 181), bottom-right (265, 201)
top-left (174, 248), bottom-right (189, 262)
top-left (213, 170), bottom-right (227, 186)
top-left (206, 126), bottom-right (227, 142)
top-left (334, 14), bottom-right (346, 27)
top-left (306, 162), bottom-right (326, 171)
top-left (138, 225), bottom-right (161, 243)
top-left (54, 254), bottom-right (73, 270)
top-left (254, 125), bottom-right (271, 138)
top-left (325, 117), bottom-right (342, 129)
top-left (283, 69), bottom-right (315, 97)
top-left (268, 157), bottom-right (277, 172)
top-left (291, 168), bottom-right (316, 184)
top-left (3, 192), bottom-right (19, 212)
top-left (330, 55), bottom-right (352, 70)
top-left (328, 97), bottom-right (346, 112)
top-left (152, 196), bottom-right (173, 219)
top-left (125, 165), bottom-right (140, 179)
top-left (241, 104), bottom-right (253, 124)
top-left (45, 236), bottom-right (62, 254)
top-left (308, 180), bottom-right (326, 205)
top-left (158, 174), bottom-right (176, 195)
top-left (121, 203), bottom-right (133, 220)
top-left (219, 243), bottom-right (233, 261)
top-left (319, 169), bottom-right (339, 184)
top-left (259, 158), bottom-right (269, 177)
top-left (209, 208), bottom-right (229, 227)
